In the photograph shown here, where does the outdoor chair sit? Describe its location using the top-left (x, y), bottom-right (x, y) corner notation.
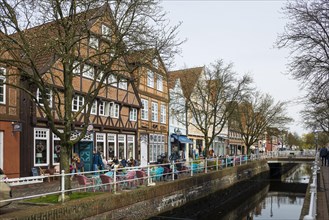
top-left (135, 170), bottom-right (147, 185)
top-left (125, 171), bottom-right (137, 189)
top-left (99, 174), bottom-right (113, 192)
top-left (76, 175), bottom-right (95, 192)
top-left (39, 167), bottom-right (50, 182)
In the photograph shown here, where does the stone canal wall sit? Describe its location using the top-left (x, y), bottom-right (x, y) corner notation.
top-left (3, 160), bottom-right (269, 220)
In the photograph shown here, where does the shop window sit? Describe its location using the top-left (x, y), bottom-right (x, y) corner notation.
top-left (96, 133), bottom-right (106, 158)
top-left (53, 131), bottom-right (62, 165)
top-left (118, 134), bottom-right (126, 159)
top-left (34, 128), bottom-right (49, 166)
top-left (127, 135), bottom-right (135, 159)
top-left (107, 134), bottom-right (116, 159)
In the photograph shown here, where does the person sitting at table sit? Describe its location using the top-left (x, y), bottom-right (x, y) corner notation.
top-left (121, 158), bottom-right (127, 167)
top-left (128, 157), bottom-right (135, 167)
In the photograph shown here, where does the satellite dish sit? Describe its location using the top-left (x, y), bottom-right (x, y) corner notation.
top-left (87, 124), bottom-right (93, 131)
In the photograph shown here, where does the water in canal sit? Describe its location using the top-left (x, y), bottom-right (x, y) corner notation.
top-left (150, 163), bottom-right (311, 220)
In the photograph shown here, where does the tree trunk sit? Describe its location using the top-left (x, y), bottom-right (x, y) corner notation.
top-left (60, 142), bottom-right (72, 193)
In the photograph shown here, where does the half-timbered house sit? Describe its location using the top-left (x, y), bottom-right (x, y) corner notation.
top-left (1, 5), bottom-right (142, 176)
top-left (129, 52), bottom-right (169, 166)
top-left (0, 52), bottom-right (21, 177)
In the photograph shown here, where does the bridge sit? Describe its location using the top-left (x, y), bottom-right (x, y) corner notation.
top-left (262, 150), bottom-right (316, 164)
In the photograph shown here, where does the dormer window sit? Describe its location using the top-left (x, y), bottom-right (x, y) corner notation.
top-left (89, 35), bottom-right (99, 50)
top-left (101, 24), bottom-right (111, 40)
top-left (0, 68), bottom-right (6, 104)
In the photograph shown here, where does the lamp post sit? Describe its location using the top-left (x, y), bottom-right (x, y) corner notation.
top-left (314, 129), bottom-right (319, 154)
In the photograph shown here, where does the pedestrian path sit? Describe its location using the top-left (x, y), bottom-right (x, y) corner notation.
top-left (317, 165), bottom-right (329, 220)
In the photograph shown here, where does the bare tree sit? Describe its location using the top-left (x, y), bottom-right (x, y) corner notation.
top-left (302, 91), bottom-right (329, 134)
top-left (0, 0), bottom-right (181, 190)
top-left (230, 92), bottom-right (292, 153)
top-left (172, 60), bottom-right (252, 157)
top-left (277, 0), bottom-right (329, 132)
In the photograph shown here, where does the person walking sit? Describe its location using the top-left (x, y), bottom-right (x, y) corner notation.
top-left (319, 146), bottom-right (328, 166)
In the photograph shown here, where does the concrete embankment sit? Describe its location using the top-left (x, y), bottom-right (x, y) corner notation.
top-left (1, 160), bottom-right (269, 220)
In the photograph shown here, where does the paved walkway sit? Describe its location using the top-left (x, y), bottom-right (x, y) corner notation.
top-left (317, 165), bottom-right (329, 220)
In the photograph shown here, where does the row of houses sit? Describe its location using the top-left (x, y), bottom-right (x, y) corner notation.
top-left (0, 5), bottom-right (273, 178)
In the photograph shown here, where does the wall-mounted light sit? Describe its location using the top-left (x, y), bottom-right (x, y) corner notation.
top-left (12, 122), bottom-right (22, 132)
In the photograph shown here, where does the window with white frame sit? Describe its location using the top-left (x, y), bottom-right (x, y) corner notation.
top-left (141, 99), bottom-right (148, 120)
top-left (108, 74), bottom-right (117, 87)
top-left (73, 61), bottom-right (80, 74)
top-left (160, 104), bottom-right (166, 124)
top-left (72, 95), bottom-right (84, 112)
top-left (149, 134), bottom-right (165, 162)
top-left (118, 78), bottom-right (127, 90)
top-left (0, 68), bottom-right (6, 104)
top-left (89, 35), bottom-right (99, 49)
top-left (107, 134), bottom-right (116, 159)
top-left (127, 135), bottom-right (135, 159)
top-left (96, 133), bottom-right (106, 158)
top-left (118, 134), bottom-right (126, 159)
top-left (147, 70), bottom-right (154, 88)
top-left (157, 74), bottom-right (163, 91)
top-left (99, 101), bottom-right (105, 116)
top-left (130, 108), bottom-right (137, 121)
top-left (101, 24), bottom-right (111, 40)
top-left (91, 100), bottom-right (97, 115)
top-left (53, 131), bottom-right (62, 165)
top-left (109, 102), bottom-right (119, 118)
top-left (153, 59), bottom-right (158, 69)
top-left (151, 102), bottom-right (158, 122)
top-left (34, 128), bottom-right (49, 166)
top-left (37, 88), bottom-right (53, 108)
top-left (82, 64), bottom-right (94, 79)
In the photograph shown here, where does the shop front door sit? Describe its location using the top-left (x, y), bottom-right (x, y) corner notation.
top-left (75, 142), bottom-right (93, 171)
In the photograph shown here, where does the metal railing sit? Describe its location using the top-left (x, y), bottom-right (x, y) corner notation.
top-left (303, 156), bottom-right (319, 220)
top-left (1, 151), bottom-right (317, 206)
top-left (1, 154), bottom-right (256, 204)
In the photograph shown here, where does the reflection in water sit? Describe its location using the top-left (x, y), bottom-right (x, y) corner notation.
top-left (284, 164), bottom-right (311, 183)
top-left (151, 164), bottom-right (310, 220)
top-left (250, 194), bottom-right (305, 220)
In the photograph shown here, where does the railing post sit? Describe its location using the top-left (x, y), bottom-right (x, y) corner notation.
top-left (113, 166), bottom-right (117, 193)
top-left (225, 157), bottom-right (228, 168)
top-left (191, 159), bottom-right (193, 177)
top-left (240, 155), bottom-right (242, 165)
top-left (205, 158), bottom-right (207, 173)
top-left (172, 161), bottom-right (175, 181)
top-left (147, 163), bottom-right (151, 185)
top-left (61, 169), bottom-right (65, 203)
top-left (233, 156), bottom-right (235, 167)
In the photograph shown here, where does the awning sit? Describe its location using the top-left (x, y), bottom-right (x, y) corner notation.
top-left (171, 134), bottom-right (193, 144)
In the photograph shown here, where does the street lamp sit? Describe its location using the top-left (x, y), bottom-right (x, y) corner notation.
top-left (314, 129), bottom-right (319, 154)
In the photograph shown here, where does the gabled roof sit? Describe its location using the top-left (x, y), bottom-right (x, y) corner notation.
top-left (6, 4), bottom-right (109, 74)
top-left (168, 66), bottom-right (204, 98)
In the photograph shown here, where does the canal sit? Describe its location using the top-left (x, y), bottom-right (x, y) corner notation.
top-left (150, 163), bottom-right (311, 220)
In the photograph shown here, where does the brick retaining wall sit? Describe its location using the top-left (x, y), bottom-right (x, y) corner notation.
top-left (1, 160), bottom-right (269, 220)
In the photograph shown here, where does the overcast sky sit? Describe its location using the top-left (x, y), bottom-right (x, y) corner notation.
top-left (161, 0), bottom-right (308, 136)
